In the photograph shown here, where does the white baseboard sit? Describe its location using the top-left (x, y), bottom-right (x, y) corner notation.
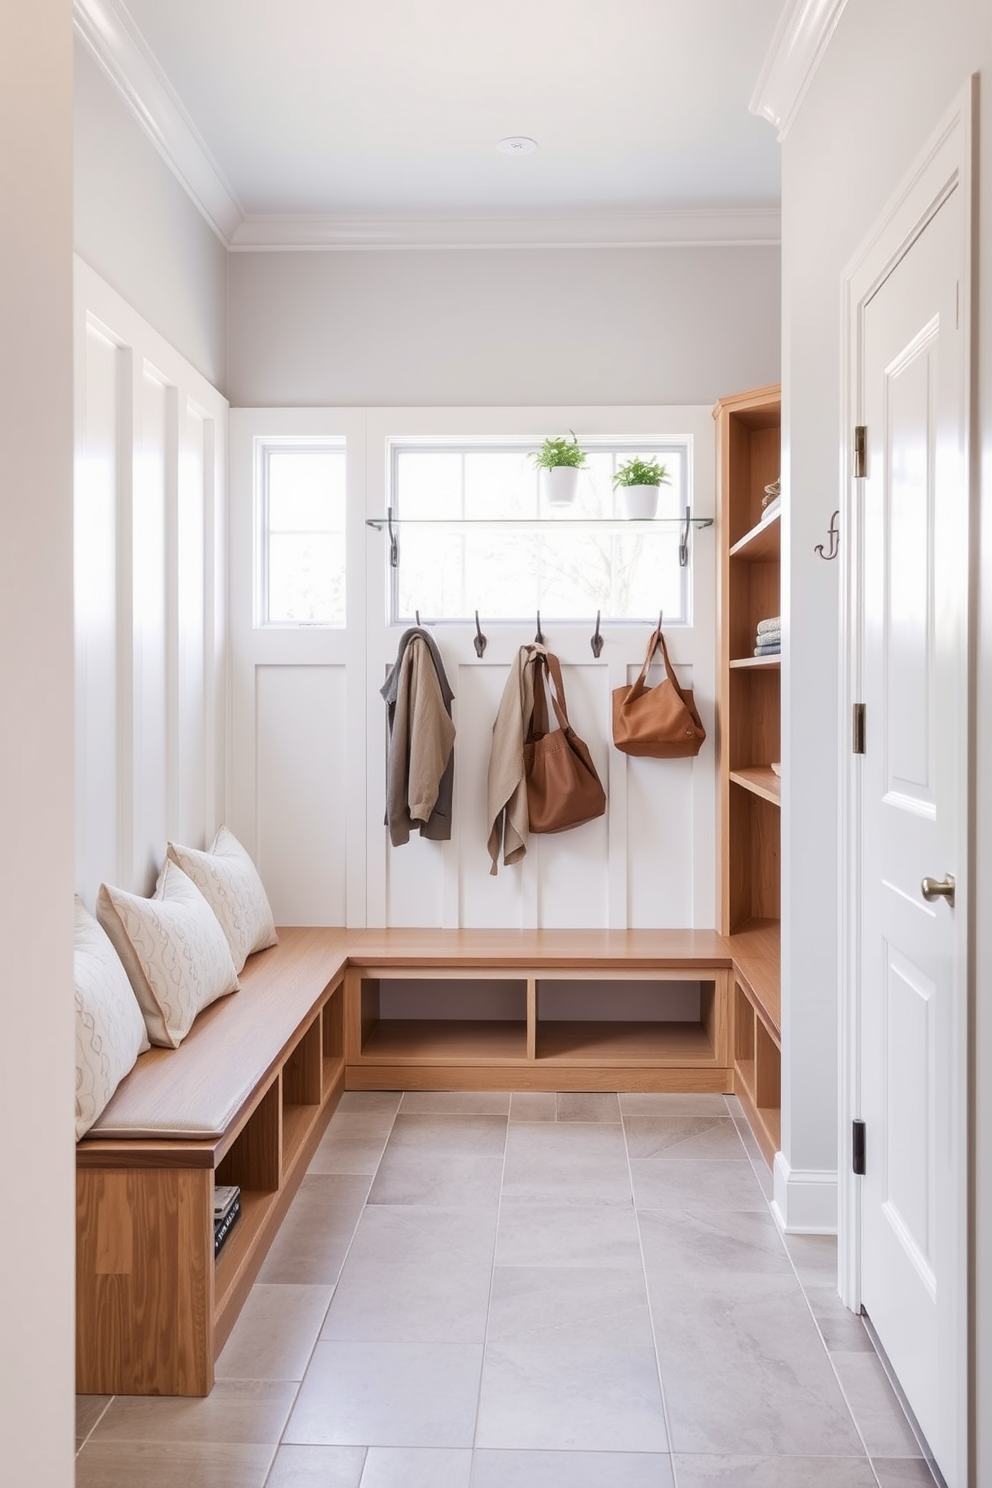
top-left (770, 1152), bottom-right (838, 1234)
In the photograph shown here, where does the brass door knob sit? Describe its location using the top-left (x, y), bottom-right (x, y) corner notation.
top-left (921, 874), bottom-right (956, 906)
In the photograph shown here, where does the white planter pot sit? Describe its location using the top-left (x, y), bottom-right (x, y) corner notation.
top-left (541, 465), bottom-right (580, 507)
top-left (622, 484), bottom-right (660, 520)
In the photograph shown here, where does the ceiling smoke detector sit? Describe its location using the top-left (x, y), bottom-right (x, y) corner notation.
top-left (497, 137), bottom-right (538, 156)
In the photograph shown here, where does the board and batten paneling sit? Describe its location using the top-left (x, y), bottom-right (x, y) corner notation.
top-left (74, 260), bottom-right (228, 907)
top-left (230, 406), bottom-right (716, 931)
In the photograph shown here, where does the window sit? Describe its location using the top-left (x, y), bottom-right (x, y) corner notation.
top-left (388, 440), bottom-right (691, 625)
top-left (258, 441), bottom-right (346, 626)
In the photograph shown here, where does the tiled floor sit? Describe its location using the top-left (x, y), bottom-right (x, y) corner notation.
top-left (76, 1091), bottom-right (938, 1487)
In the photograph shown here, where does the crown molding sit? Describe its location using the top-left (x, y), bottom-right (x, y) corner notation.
top-left (73, 0), bottom-right (242, 243)
top-left (230, 207), bottom-right (781, 251)
top-left (749, 0), bottom-right (849, 141)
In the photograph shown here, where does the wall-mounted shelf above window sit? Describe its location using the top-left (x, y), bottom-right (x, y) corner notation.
top-left (366, 506), bottom-right (713, 570)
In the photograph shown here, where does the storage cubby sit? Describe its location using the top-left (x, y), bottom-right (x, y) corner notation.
top-left (282, 1012), bottom-right (323, 1167)
top-left (323, 989), bottom-right (344, 1090)
top-left (715, 383), bottom-right (782, 1164)
top-left (357, 975), bottom-right (530, 1064)
top-left (344, 956), bottom-right (732, 1091)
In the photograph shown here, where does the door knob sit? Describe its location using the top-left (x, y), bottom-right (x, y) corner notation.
top-left (921, 874), bottom-right (955, 906)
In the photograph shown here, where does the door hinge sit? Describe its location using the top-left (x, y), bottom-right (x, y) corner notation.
top-left (853, 703), bottom-right (866, 754)
top-left (853, 1119), bottom-right (866, 1176)
top-left (854, 425), bottom-right (868, 479)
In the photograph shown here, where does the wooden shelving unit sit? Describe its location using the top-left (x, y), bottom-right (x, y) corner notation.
top-left (344, 959), bottom-right (732, 1093)
top-left (714, 384), bottom-right (783, 1166)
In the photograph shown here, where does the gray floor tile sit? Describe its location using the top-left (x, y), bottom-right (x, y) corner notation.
top-left (471, 1449), bottom-right (675, 1487)
top-left (649, 1270), bottom-right (864, 1456)
top-left (620, 1092), bottom-right (732, 1116)
top-left (308, 1113), bottom-right (395, 1175)
top-left (672, 1456), bottom-right (879, 1486)
top-left (90, 1381), bottom-right (297, 1445)
top-left (383, 1113), bottom-right (508, 1155)
top-left (368, 1150), bottom-right (504, 1207)
top-left (783, 1231), bottom-right (838, 1287)
top-left (215, 1284), bottom-right (333, 1381)
top-left (805, 1287), bottom-right (874, 1352)
top-left (265, 1444), bottom-right (366, 1487)
top-left (322, 1207), bottom-right (496, 1342)
top-left (487, 1265), bottom-right (654, 1347)
top-left (75, 1440), bottom-right (274, 1488)
top-left (509, 1092), bottom-right (556, 1122)
top-left (360, 1446), bottom-right (473, 1486)
top-left (399, 1091), bottom-right (511, 1114)
top-left (624, 1114), bottom-right (746, 1160)
top-left (638, 1206), bottom-right (792, 1276)
top-left (257, 1176), bottom-right (371, 1285)
top-left (76, 1395), bottom-right (111, 1446)
top-left (476, 1342), bottom-right (668, 1451)
top-left (871, 1459), bottom-right (940, 1486)
top-left (556, 1091), bottom-right (620, 1122)
top-left (284, 1341), bottom-right (483, 1447)
top-left (336, 1092), bottom-right (402, 1115)
top-left (502, 1121), bottom-right (632, 1206)
top-left (496, 1199), bottom-right (643, 1268)
top-left (631, 1158), bottom-right (768, 1211)
top-left (831, 1352), bottom-right (924, 1457)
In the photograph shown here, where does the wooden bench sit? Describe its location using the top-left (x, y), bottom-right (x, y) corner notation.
top-left (77, 925), bottom-right (771, 1396)
top-left (76, 928), bottom-right (351, 1397)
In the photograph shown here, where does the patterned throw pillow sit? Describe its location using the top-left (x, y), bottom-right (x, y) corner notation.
top-left (96, 860), bottom-right (240, 1048)
top-left (167, 825), bottom-right (278, 974)
top-left (74, 897), bottom-right (150, 1140)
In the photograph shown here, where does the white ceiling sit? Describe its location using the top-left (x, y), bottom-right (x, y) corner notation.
top-left (112, 0), bottom-right (783, 224)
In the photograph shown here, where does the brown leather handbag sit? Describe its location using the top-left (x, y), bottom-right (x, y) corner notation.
top-left (612, 628), bottom-right (706, 758)
top-left (525, 651), bottom-right (607, 833)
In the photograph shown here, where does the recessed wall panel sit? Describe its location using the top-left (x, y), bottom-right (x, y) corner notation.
top-left (174, 399), bottom-right (207, 844)
top-left (256, 664), bottom-right (347, 924)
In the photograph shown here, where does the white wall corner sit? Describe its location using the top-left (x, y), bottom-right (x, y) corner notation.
top-left (749, 0), bottom-right (850, 142)
top-left (771, 1152), bottom-right (838, 1234)
top-left (73, 0), bottom-right (242, 244)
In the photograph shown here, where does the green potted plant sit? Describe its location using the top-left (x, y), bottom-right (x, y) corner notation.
top-left (612, 456), bottom-right (671, 520)
top-left (532, 431), bottom-right (587, 508)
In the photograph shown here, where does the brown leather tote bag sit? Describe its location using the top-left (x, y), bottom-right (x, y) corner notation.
top-left (612, 628), bottom-right (706, 759)
top-left (525, 651), bottom-right (607, 833)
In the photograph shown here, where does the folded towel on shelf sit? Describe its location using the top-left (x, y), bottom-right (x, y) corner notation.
top-left (763, 479), bottom-right (780, 502)
top-left (754, 640), bottom-right (781, 656)
top-left (756, 616), bottom-right (781, 636)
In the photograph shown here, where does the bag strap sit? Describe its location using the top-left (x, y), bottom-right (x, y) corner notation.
top-left (628, 628), bottom-right (690, 704)
top-left (529, 650), bottom-right (571, 737)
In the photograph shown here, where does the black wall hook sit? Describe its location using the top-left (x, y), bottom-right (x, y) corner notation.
top-left (387, 505), bottom-right (398, 568)
top-left (815, 510), bottom-right (840, 560)
top-left (535, 611), bottom-right (545, 645)
top-left (590, 610), bottom-right (604, 658)
top-left (473, 610), bottom-right (487, 658)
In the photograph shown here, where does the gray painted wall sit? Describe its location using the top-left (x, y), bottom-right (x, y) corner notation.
top-left (73, 41), bottom-right (228, 392)
top-left (227, 243), bottom-right (780, 407)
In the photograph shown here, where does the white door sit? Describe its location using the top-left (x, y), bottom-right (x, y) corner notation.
top-left (857, 132), bottom-right (970, 1483)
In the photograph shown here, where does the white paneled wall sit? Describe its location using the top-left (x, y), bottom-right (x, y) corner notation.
top-left (74, 261), bottom-right (228, 906)
top-left (230, 406), bottom-right (716, 931)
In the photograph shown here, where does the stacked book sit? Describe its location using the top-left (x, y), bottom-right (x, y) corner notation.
top-left (214, 1183), bottom-right (241, 1259)
top-left (761, 477), bottom-right (781, 522)
top-left (754, 616), bottom-right (781, 657)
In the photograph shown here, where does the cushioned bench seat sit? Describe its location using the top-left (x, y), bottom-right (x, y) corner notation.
top-left (82, 926), bottom-right (351, 1143)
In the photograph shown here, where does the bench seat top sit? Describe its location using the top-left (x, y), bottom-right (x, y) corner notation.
top-left (81, 927), bottom-right (350, 1143)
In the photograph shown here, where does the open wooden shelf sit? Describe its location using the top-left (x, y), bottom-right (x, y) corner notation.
top-left (537, 1020), bottom-right (715, 1064)
top-left (729, 767), bottom-right (781, 805)
top-left (715, 383), bottom-right (783, 1168)
top-left (730, 509), bottom-right (781, 561)
top-left (361, 1018), bottom-right (528, 1063)
top-left (730, 654), bottom-right (781, 670)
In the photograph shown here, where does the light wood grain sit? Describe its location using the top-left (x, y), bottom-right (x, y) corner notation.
top-left (347, 1064), bottom-right (733, 1093)
top-left (729, 767), bottom-right (782, 806)
top-left (76, 1165), bottom-right (213, 1396)
top-left (730, 510), bottom-right (781, 561)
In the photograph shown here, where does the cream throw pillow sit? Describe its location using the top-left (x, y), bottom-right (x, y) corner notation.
top-left (167, 826), bottom-right (277, 974)
top-left (74, 897), bottom-right (150, 1140)
top-left (97, 861), bottom-right (240, 1048)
